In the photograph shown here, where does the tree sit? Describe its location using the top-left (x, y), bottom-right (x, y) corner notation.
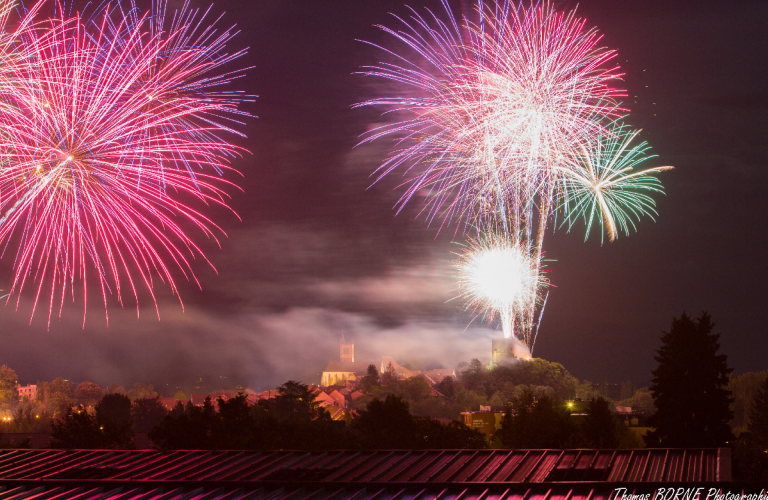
top-left (620, 381), bottom-right (636, 401)
top-left (215, 394), bottom-right (258, 449)
top-left (399, 377), bottom-right (431, 402)
top-left (75, 381), bottom-right (104, 407)
top-left (381, 362), bottom-right (397, 387)
top-left (353, 395), bottom-right (419, 449)
top-left (50, 405), bottom-right (103, 448)
top-left (728, 370), bottom-right (768, 433)
top-left (37, 378), bottom-right (74, 416)
top-left (127, 382), bottom-right (158, 400)
top-left (272, 380), bottom-right (323, 418)
top-left (733, 376), bottom-right (768, 481)
top-left (12, 398), bottom-right (50, 433)
top-left (582, 397), bottom-right (620, 448)
top-left (172, 391), bottom-right (187, 401)
top-left (645, 312), bottom-right (733, 447)
top-left (435, 376), bottom-right (455, 398)
top-left (459, 359), bottom-right (485, 390)
top-left (96, 393), bottom-right (134, 448)
top-left (488, 391), bottom-right (506, 407)
top-left (498, 388), bottom-right (574, 448)
top-left (575, 380), bottom-right (602, 400)
top-left (107, 383), bottom-right (126, 395)
top-left (149, 397), bottom-right (218, 450)
top-left (0, 365), bottom-right (19, 408)
top-left (453, 386), bottom-right (488, 412)
top-left (360, 364), bottom-right (380, 392)
top-left (132, 396), bottom-right (168, 433)
top-left (150, 383), bottom-right (344, 451)
top-left (615, 387), bottom-right (656, 413)
top-left (748, 376), bottom-right (768, 446)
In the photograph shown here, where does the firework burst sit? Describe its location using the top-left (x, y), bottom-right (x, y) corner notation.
top-left (455, 231), bottom-right (547, 340)
top-left (558, 121), bottom-right (673, 243)
top-left (0, 1), bottom-right (251, 326)
top-left (360, 0), bottom-right (670, 349)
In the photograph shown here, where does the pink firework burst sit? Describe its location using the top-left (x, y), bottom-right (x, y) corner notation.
top-left (0, 1), bottom-right (252, 326)
top-left (357, 0), bottom-right (626, 233)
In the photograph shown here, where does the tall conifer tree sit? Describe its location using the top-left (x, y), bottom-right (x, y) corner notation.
top-left (645, 312), bottom-right (733, 447)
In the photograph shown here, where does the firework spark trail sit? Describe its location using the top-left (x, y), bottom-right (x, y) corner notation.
top-left (359, 1), bottom-right (670, 349)
top-left (0, 1), bottom-right (251, 327)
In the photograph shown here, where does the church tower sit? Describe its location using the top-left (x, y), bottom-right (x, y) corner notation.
top-left (340, 334), bottom-right (354, 363)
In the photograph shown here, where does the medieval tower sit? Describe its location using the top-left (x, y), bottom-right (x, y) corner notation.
top-left (340, 334), bottom-right (354, 363)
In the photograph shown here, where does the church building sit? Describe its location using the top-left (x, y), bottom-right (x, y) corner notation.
top-left (320, 335), bottom-right (456, 387)
top-left (320, 335), bottom-right (373, 386)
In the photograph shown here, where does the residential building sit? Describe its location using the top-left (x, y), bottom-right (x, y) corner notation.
top-left (17, 384), bottom-right (36, 400)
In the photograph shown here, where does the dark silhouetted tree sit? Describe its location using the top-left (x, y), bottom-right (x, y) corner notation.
top-left (582, 397), bottom-right (620, 448)
top-left (149, 397), bottom-right (218, 450)
top-left (96, 393), bottom-right (134, 449)
top-left (215, 394), bottom-right (258, 449)
top-left (645, 312), bottom-right (733, 447)
top-left (50, 405), bottom-right (102, 448)
top-left (150, 384), bottom-right (343, 451)
top-left (353, 394), bottom-right (419, 449)
top-left (733, 376), bottom-right (768, 481)
top-left (271, 380), bottom-right (323, 418)
top-left (748, 376), bottom-right (768, 448)
top-left (169, 400), bottom-right (186, 418)
top-left (498, 388), bottom-right (574, 448)
top-left (131, 396), bottom-right (168, 433)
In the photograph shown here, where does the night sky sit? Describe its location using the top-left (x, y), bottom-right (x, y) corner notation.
top-left (0, 0), bottom-right (766, 393)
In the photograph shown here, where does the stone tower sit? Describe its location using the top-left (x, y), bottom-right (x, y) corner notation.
top-left (492, 338), bottom-right (516, 364)
top-left (340, 334), bottom-right (354, 363)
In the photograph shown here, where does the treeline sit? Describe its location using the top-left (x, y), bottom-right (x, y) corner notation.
top-left (497, 388), bottom-right (642, 448)
top-left (351, 358), bottom-right (583, 421)
top-left (50, 380), bottom-right (646, 451)
top-left (350, 358), bottom-right (648, 422)
top-left (0, 366), bottom-right (163, 435)
top-left (31, 379), bottom-right (158, 417)
top-left (51, 381), bottom-right (487, 450)
top-left (355, 362), bottom-right (642, 449)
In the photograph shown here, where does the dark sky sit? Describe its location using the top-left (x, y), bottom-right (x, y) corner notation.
top-left (0, 0), bottom-right (766, 394)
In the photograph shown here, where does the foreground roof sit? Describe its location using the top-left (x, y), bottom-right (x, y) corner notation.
top-left (0, 448), bottom-right (729, 483)
top-left (0, 481), bottom-right (754, 500)
top-left (0, 448), bottom-right (747, 500)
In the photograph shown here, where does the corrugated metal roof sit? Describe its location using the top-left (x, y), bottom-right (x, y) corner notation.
top-left (0, 481), bottom-right (751, 500)
top-left (0, 479), bottom-right (757, 500)
top-left (0, 449), bottom-right (728, 483)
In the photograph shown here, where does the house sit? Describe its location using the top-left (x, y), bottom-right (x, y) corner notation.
top-left (313, 391), bottom-right (335, 408)
top-left (17, 384), bottom-right (37, 400)
top-left (327, 389), bottom-right (345, 407)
